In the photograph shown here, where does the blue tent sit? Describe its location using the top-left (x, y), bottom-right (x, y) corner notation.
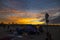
top-left (16, 28), bottom-right (24, 35)
top-left (25, 25), bottom-right (37, 32)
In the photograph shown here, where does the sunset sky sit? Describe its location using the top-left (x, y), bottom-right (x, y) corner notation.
top-left (0, 0), bottom-right (60, 24)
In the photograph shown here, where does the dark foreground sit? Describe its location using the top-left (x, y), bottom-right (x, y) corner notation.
top-left (0, 24), bottom-right (60, 40)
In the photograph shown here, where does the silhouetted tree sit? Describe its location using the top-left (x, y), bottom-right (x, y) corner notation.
top-left (45, 13), bottom-right (49, 25)
top-left (12, 22), bottom-right (14, 24)
top-left (0, 22), bottom-right (4, 24)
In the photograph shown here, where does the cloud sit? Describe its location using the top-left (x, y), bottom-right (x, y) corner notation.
top-left (0, 7), bottom-right (60, 24)
top-left (49, 12), bottom-right (60, 24)
top-left (0, 0), bottom-right (60, 24)
top-left (0, 7), bottom-right (44, 24)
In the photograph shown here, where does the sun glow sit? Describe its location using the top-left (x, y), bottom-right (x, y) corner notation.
top-left (17, 18), bottom-right (45, 25)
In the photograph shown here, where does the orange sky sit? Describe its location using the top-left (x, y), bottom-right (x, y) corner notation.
top-left (0, 8), bottom-right (60, 24)
top-left (0, 8), bottom-right (45, 24)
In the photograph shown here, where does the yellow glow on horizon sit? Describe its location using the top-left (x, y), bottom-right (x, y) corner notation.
top-left (17, 18), bottom-right (45, 25)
